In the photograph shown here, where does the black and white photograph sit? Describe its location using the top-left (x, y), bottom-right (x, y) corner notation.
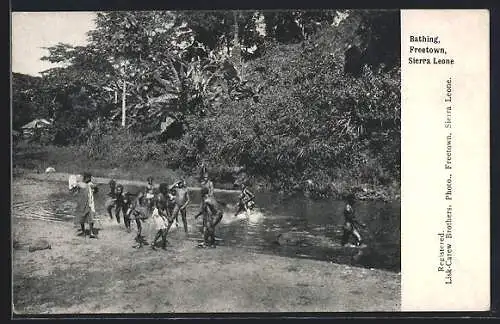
top-left (11, 9), bottom-right (401, 314)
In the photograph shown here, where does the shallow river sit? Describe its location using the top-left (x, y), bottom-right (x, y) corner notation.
top-left (12, 178), bottom-right (400, 272)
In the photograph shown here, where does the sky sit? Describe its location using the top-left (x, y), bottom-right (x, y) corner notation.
top-left (11, 12), bottom-right (97, 76)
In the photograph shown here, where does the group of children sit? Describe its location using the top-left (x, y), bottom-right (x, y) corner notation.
top-left (82, 170), bottom-right (258, 249)
top-left (72, 169), bottom-right (366, 249)
top-left (102, 176), bottom-right (191, 249)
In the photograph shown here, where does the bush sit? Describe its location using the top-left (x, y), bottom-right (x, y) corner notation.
top-left (84, 120), bottom-right (168, 168)
top-left (170, 20), bottom-right (401, 199)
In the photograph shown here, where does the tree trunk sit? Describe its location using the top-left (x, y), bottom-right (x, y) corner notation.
top-left (233, 11), bottom-right (239, 47)
top-left (232, 11), bottom-right (244, 79)
top-left (121, 79), bottom-right (126, 127)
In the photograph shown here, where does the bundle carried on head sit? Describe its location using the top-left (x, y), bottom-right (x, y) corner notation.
top-left (68, 174), bottom-right (83, 190)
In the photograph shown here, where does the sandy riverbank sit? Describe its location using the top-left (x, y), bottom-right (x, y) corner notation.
top-left (12, 214), bottom-right (400, 314)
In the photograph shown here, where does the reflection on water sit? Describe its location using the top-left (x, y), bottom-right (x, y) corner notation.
top-left (12, 179), bottom-right (400, 272)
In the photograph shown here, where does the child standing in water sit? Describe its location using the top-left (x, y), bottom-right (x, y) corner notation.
top-left (234, 183), bottom-right (255, 217)
top-left (121, 192), bottom-right (134, 233)
top-left (200, 172), bottom-right (215, 198)
top-left (195, 187), bottom-right (223, 248)
top-left (166, 185), bottom-right (177, 227)
top-left (127, 191), bottom-right (149, 247)
top-left (341, 193), bottom-right (366, 247)
top-left (158, 182), bottom-right (176, 227)
top-left (105, 179), bottom-right (117, 221)
top-left (114, 184), bottom-right (125, 224)
top-left (76, 172), bottom-right (99, 238)
top-left (151, 197), bottom-right (168, 250)
top-left (172, 179), bottom-right (191, 233)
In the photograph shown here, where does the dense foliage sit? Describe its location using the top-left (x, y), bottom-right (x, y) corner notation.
top-left (12, 10), bottom-right (401, 199)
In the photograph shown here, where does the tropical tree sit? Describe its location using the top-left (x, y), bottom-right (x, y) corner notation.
top-left (22, 9), bottom-right (401, 195)
top-left (40, 12), bottom-right (212, 133)
top-left (178, 9), bottom-right (401, 191)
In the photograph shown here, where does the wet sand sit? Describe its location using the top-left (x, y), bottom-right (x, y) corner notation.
top-left (12, 175), bottom-right (400, 314)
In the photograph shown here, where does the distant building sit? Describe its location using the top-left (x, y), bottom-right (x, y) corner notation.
top-left (21, 118), bottom-right (52, 139)
top-left (12, 129), bottom-right (21, 141)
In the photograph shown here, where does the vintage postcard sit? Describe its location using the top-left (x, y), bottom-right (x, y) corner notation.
top-left (10, 8), bottom-right (489, 315)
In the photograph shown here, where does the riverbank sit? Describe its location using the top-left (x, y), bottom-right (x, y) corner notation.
top-left (12, 214), bottom-right (400, 314)
top-left (12, 142), bottom-right (201, 188)
top-left (12, 142), bottom-right (400, 202)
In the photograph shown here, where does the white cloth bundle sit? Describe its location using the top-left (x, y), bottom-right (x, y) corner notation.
top-left (68, 174), bottom-right (83, 190)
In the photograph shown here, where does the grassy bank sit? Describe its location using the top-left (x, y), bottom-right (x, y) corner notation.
top-left (12, 142), bottom-right (198, 187)
top-left (12, 141), bottom-right (400, 201)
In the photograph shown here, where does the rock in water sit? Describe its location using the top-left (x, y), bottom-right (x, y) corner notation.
top-left (28, 239), bottom-right (51, 252)
top-left (13, 240), bottom-right (22, 250)
top-left (276, 231), bottom-right (307, 246)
